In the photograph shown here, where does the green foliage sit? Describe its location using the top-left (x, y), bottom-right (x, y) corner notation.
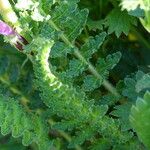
top-left (30, 38), bottom-right (129, 147)
top-left (136, 73), bottom-right (150, 92)
top-left (87, 19), bottom-right (104, 31)
top-left (0, 135), bottom-right (27, 150)
top-left (121, 0), bottom-right (150, 33)
top-left (130, 91), bottom-right (150, 149)
top-left (111, 103), bottom-right (132, 131)
top-left (55, 32), bottom-right (106, 76)
top-left (104, 8), bottom-right (137, 37)
top-left (0, 0), bottom-right (149, 149)
top-left (0, 94), bottom-right (52, 150)
top-left (122, 71), bottom-right (150, 102)
top-left (82, 52), bottom-right (121, 91)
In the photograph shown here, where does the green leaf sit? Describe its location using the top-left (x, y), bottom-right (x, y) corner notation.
top-left (104, 8), bottom-right (137, 37)
top-left (89, 139), bottom-right (111, 150)
top-left (64, 58), bottom-right (85, 78)
top-left (59, 32), bottom-right (107, 79)
top-left (111, 103), bottom-right (132, 131)
top-left (82, 52), bottom-right (121, 91)
top-left (80, 32), bottom-right (107, 60)
top-left (100, 93), bottom-right (120, 106)
top-left (68, 127), bottom-right (95, 148)
top-left (51, 42), bottom-right (73, 58)
top-left (122, 71), bottom-right (144, 100)
top-left (0, 94), bottom-right (52, 149)
top-left (130, 91), bottom-right (150, 149)
top-left (53, 120), bottom-right (79, 131)
top-left (128, 8), bottom-right (144, 17)
top-left (51, 1), bottom-right (88, 41)
top-left (39, 0), bottom-right (53, 14)
top-left (87, 19), bottom-right (104, 31)
top-left (96, 52), bottom-right (122, 77)
top-left (136, 74), bottom-right (150, 93)
top-left (82, 75), bottom-right (102, 91)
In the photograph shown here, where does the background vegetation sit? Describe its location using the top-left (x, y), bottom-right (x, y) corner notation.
top-left (0, 0), bottom-right (150, 150)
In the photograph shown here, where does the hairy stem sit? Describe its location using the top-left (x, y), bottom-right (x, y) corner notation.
top-left (0, 0), bottom-right (21, 33)
top-left (48, 20), bottom-right (120, 97)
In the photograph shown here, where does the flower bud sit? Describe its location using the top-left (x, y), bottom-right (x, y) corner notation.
top-left (0, 20), bottom-right (28, 51)
top-left (0, 20), bottom-right (16, 36)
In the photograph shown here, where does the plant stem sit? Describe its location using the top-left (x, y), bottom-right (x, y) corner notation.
top-left (49, 20), bottom-right (120, 97)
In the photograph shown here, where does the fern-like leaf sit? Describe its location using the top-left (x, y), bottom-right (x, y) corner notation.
top-left (0, 94), bottom-right (52, 150)
top-left (82, 52), bottom-right (121, 91)
top-left (28, 37), bottom-right (132, 148)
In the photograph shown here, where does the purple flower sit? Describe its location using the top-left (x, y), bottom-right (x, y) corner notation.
top-left (0, 20), bottom-right (16, 36)
top-left (0, 20), bottom-right (28, 51)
